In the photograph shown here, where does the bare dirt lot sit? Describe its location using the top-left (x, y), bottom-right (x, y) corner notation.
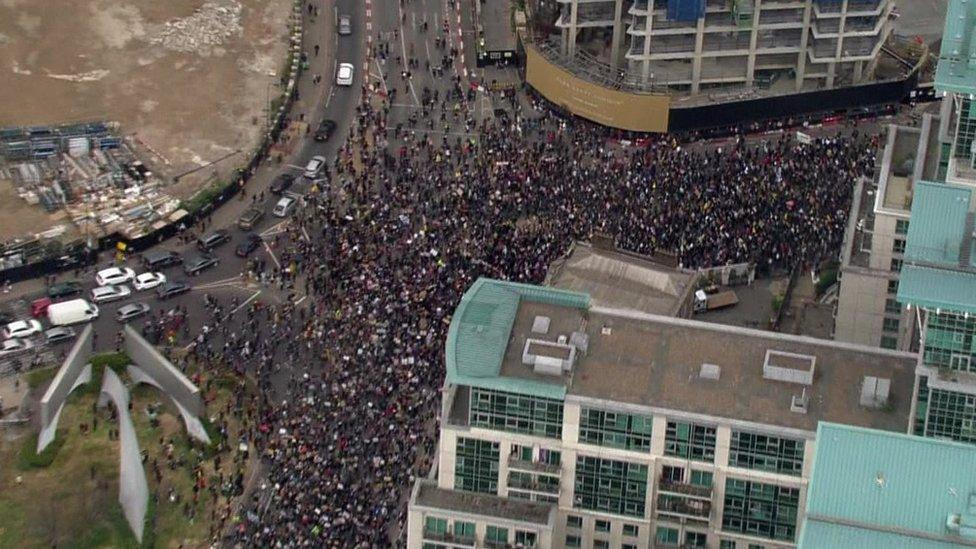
top-left (0, 0), bottom-right (293, 239)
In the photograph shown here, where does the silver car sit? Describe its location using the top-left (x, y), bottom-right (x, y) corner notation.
top-left (338, 14), bottom-right (352, 35)
top-left (44, 326), bottom-right (77, 344)
top-left (116, 302), bottom-right (151, 322)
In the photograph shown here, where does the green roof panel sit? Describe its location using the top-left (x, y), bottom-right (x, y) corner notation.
top-left (935, 0), bottom-right (976, 95)
top-left (903, 181), bottom-right (971, 266)
top-left (898, 264), bottom-right (976, 314)
top-left (800, 520), bottom-right (964, 549)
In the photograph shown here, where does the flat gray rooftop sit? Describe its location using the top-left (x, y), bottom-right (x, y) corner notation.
top-left (413, 480), bottom-right (553, 525)
top-left (547, 242), bottom-right (695, 317)
top-left (481, 0), bottom-right (517, 50)
top-left (498, 301), bottom-right (582, 387)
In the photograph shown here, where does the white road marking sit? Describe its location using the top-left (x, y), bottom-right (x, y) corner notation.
top-left (373, 59), bottom-right (390, 94)
top-left (231, 290), bottom-right (262, 315)
top-left (264, 242), bottom-right (282, 269)
top-left (396, 0), bottom-right (421, 107)
top-left (260, 220), bottom-right (290, 238)
top-left (294, 295), bottom-right (308, 306)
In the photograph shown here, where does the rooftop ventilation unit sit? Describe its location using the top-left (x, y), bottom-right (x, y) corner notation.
top-left (522, 339), bottom-right (577, 376)
top-left (860, 376), bottom-right (891, 409)
top-left (699, 363), bottom-right (721, 380)
top-left (763, 350), bottom-right (815, 386)
top-left (569, 331), bottom-right (589, 354)
top-left (532, 316), bottom-right (551, 334)
top-left (790, 389), bottom-right (809, 414)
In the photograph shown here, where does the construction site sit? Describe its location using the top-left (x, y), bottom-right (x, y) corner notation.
top-left (0, 0), bottom-right (295, 252)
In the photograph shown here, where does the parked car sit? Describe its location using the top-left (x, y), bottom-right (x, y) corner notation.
top-left (314, 119), bottom-right (337, 142)
top-left (196, 229), bottom-right (231, 251)
top-left (3, 319), bottom-right (42, 340)
top-left (44, 326), bottom-right (77, 344)
top-left (133, 272), bottom-right (167, 291)
top-left (156, 281), bottom-right (191, 300)
top-left (273, 196), bottom-right (297, 218)
top-left (142, 250), bottom-right (183, 270)
top-left (91, 284), bottom-right (131, 303)
top-left (47, 281), bottom-right (82, 299)
top-left (236, 234), bottom-right (263, 257)
top-left (31, 297), bottom-right (52, 318)
top-left (237, 207), bottom-right (265, 231)
top-left (270, 173), bottom-right (295, 195)
top-left (95, 267), bottom-right (136, 287)
top-left (338, 14), bottom-right (352, 35)
top-left (0, 338), bottom-right (33, 358)
top-left (47, 299), bottom-right (99, 326)
top-left (303, 156), bottom-right (327, 179)
top-left (116, 302), bottom-right (151, 322)
top-left (336, 63), bottom-right (354, 86)
top-left (184, 254), bottom-right (219, 276)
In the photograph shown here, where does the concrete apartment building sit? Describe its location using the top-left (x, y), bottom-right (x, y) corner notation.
top-left (554, 0), bottom-right (896, 93)
top-left (406, 278), bottom-right (916, 549)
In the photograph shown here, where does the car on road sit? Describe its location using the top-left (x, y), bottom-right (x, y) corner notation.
top-left (116, 302), bottom-right (151, 322)
top-left (197, 229), bottom-right (231, 252)
top-left (273, 196), bottom-right (297, 218)
top-left (0, 338), bottom-right (33, 358)
top-left (31, 297), bottom-right (52, 318)
top-left (133, 272), bottom-right (167, 291)
top-left (336, 63), bottom-right (354, 86)
top-left (270, 173), bottom-right (295, 195)
top-left (3, 319), bottom-right (42, 340)
top-left (184, 254), bottom-right (219, 276)
top-left (95, 267), bottom-right (136, 287)
top-left (314, 119), bottom-right (338, 142)
top-left (91, 284), bottom-right (132, 304)
top-left (142, 250), bottom-right (183, 270)
top-left (237, 207), bottom-right (265, 231)
top-left (236, 233), bottom-right (263, 257)
top-left (44, 326), bottom-right (77, 345)
top-left (338, 14), bottom-right (352, 35)
top-left (156, 281), bottom-right (191, 300)
top-left (303, 156), bottom-right (327, 179)
top-left (48, 281), bottom-right (82, 300)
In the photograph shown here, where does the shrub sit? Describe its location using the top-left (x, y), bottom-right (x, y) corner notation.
top-left (18, 432), bottom-right (65, 469)
top-left (26, 367), bottom-right (58, 389)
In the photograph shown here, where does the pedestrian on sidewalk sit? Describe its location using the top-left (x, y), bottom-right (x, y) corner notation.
top-left (314, 44), bottom-right (319, 57)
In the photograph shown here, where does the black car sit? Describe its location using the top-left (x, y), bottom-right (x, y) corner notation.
top-left (142, 249), bottom-right (183, 270)
top-left (314, 119), bottom-right (337, 142)
top-left (236, 234), bottom-right (263, 257)
top-left (237, 207), bottom-right (265, 231)
top-left (48, 281), bottom-right (82, 299)
top-left (196, 230), bottom-right (230, 252)
top-left (184, 254), bottom-right (219, 276)
top-left (156, 281), bottom-right (191, 300)
top-left (270, 173), bottom-right (295, 195)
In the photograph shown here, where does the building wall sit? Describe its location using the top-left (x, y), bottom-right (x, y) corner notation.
top-left (834, 269), bottom-right (889, 347)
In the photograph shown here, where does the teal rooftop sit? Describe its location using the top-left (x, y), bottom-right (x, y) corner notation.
top-left (800, 423), bottom-right (976, 548)
top-left (936, 0), bottom-right (976, 95)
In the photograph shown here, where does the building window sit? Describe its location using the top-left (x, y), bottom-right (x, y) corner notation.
top-left (593, 540), bottom-right (609, 549)
top-left (565, 534), bottom-right (581, 548)
top-left (892, 238), bottom-right (906, 254)
top-left (887, 279), bottom-right (899, 294)
top-left (880, 336), bottom-right (898, 350)
top-left (656, 526), bottom-right (679, 544)
top-left (424, 516), bottom-right (448, 537)
top-left (665, 420), bottom-right (717, 462)
top-left (622, 545), bottom-right (637, 549)
top-left (749, 545), bottom-right (765, 549)
top-left (691, 470), bottom-right (713, 487)
top-left (722, 478), bottom-right (799, 542)
top-left (896, 219), bottom-right (910, 235)
top-left (486, 526), bottom-right (508, 544)
top-left (566, 515), bottom-right (582, 529)
top-left (662, 465), bottom-right (684, 482)
top-left (720, 541), bottom-right (737, 549)
top-left (623, 523), bottom-right (639, 537)
top-left (883, 317), bottom-right (900, 333)
top-left (890, 258), bottom-right (903, 272)
top-left (515, 531), bottom-right (537, 547)
top-left (885, 298), bottom-right (901, 314)
top-left (595, 519), bottom-right (611, 532)
top-left (469, 388), bottom-right (564, 438)
top-left (686, 531), bottom-right (708, 547)
top-left (922, 387), bottom-right (976, 443)
top-left (454, 438), bottom-right (499, 494)
top-left (454, 521), bottom-right (475, 539)
top-left (922, 311), bottom-right (976, 372)
top-left (579, 407), bottom-right (653, 451)
top-left (574, 456), bottom-right (648, 518)
top-left (728, 431), bottom-right (805, 476)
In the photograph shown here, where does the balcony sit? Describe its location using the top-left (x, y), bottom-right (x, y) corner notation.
top-left (658, 479), bottom-right (713, 499)
top-left (657, 495), bottom-right (712, 519)
top-left (423, 530), bottom-right (476, 546)
top-left (508, 457), bottom-right (561, 475)
top-left (507, 477), bottom-right (560, 494)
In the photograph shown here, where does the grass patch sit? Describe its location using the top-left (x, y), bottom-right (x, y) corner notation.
top-left (815, 267), bottom-right (839, 296)
top-left (18, 432), bottom-right (65, 470)
top-left (90, 352), bottom-right (130, 372)
top-left (25, 367), bottom-right (58, 389)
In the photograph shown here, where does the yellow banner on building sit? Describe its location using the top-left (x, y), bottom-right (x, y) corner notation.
top-left (524, 45), bottom-right (670, 133)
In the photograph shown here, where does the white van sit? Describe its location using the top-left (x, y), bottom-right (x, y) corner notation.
top-left (46, 299), bottom-right (100, 326)
top-left (273, 196), bottom-right (297, 217)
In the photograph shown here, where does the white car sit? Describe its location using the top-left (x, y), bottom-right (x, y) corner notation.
top-left (336, 63), bottom-right (354, 86)
top-left (133, 272), bottom-right (167, 291)
top-left (0, 338), bottom-right (33, 358)
top-left (303, 155), bottom-right (327, 179)
top-left (95, 266), bottom-right (136, 287)
top-left (3, 319), bottom-right (42, 340)
top-left (91, 284), bottom-right (132, 303)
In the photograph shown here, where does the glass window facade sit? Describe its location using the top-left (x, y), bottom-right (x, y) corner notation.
top-left (574, 455), bottom-right (649, 518)
top-left (486, 525), bottom-right (508, 543)
top-left (728, 431), bottom-right (805, 476)
top-left (883, 317), bottom-right (900, 333)
top-left (895, 219), bottom-right (909, 235)
top-left (691, 470), bottom-right (713, 487)
top-left (579, 408), bottom-right (653, 451)
top-left (566, 534), bottom-right (581, 547)
top-left (722, 478), bottom-right (799, 542)
top-left (454, 437), bottom-right (499, 494)
top-left (885, 298), bottom-right (901, 314)
top-left (923, 387), bottom-right (976, 444)
top-left (657, 526), bottom-right (679, 544)
top-left (665, 421), bottom-right (717, 462)
top-left (686, 531), bottom-right (708, 546)
top-left (923, 312), bottom-right (976, 372)
top-left (469, 388), bottom-right (564, 438)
